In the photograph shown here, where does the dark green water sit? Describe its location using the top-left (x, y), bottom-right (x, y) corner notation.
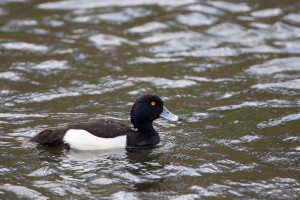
top-left (1, 0), bottom-right (300, 199)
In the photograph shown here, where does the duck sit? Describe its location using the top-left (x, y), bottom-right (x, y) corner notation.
top-left (28, 94), bottom-right (181, 151)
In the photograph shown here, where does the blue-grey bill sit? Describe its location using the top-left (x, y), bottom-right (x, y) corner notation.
top-left (160, 106), bottom-right (180, 121)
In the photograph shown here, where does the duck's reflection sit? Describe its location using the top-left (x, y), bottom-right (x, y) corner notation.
top-left (59, 146), bottom-right (172, 193)
top-left (66, 148), bottom-right (126, 161)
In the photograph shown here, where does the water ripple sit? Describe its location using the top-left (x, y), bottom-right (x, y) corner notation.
top-left (99, 7), bottom-right (152, 24)
top-left (127, 22), bottom-right (168, 33)
top-left (246, 57), bottom-right (300, 75)
top-left (251, 8), bottom-right (282, 18)
top-left (253, 79), bottom-right (300, 90)
top-left (210, 99), bottom-right (300, 111)
top-left (89, 34), bottom-right (138, 48)
top-left (38, 0), bottom-right (197, 10)
top-left (284, 13), bottom-right (300, 24)
top-left (0, 42), bottom-right (48, 52)
top-left (226, 178), bottom-right (300, 199)
top-left (177, 12), bottom-right (217, 26)
top-left (0, 71), bottom-right (23, 81)
top-left (257, 113), bottom-right (300, 128)
top-left (209, 1), bottom-right (251, 13)
top-left (186, 4), bottom-right (224, 15)
top-left (0, 184), bottom-right (48, 200)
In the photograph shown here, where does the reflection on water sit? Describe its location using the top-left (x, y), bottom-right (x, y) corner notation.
top-left (0, 0), bottom-right (300, 199)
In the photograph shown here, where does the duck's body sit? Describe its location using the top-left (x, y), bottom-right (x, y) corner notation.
top-left (28, 94), bottom-right (180, 151)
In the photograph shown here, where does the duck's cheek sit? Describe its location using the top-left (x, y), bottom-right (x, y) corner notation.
top-left (63, 129), bottom-right (126, 151)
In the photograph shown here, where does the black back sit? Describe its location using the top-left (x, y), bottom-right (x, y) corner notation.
top-left (29, 119), bottom-right (130, 148)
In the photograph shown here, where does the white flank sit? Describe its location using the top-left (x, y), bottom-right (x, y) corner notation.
top-left (63, 129), bottom-right (126, 151)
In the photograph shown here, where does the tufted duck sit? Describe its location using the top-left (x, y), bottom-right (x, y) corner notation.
top-left (28, 94), bottom-right (180, 151)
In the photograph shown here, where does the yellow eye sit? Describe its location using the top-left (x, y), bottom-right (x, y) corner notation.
top-left (151, 101), bottom-right (156, 106)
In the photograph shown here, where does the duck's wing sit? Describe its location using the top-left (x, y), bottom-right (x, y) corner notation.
top-left (28, 119), bottom-right (130, 148)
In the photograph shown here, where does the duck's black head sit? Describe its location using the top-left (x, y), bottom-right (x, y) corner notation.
top-left (130, 94), bottom-right (180, 132)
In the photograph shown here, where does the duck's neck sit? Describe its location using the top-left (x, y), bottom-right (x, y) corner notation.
top-left (131, 115), bottom-right (155, 133)
top-left (134, 122), bottom-right (154, 133)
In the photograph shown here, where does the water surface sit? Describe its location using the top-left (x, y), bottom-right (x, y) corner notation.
top-left (0, 0), bottom-right (300, 199)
